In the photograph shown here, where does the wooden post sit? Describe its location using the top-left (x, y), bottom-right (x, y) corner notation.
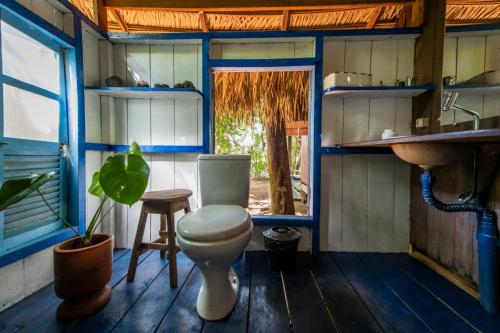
top-left (411, 0), bottom-right (446, 135)
top-left (266, 119), bottom-right (295, 215)
top-left (94, 0), bottom-right (109, 31)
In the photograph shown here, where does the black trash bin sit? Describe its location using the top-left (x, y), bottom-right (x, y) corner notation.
top-left (263, 226), bottom-right (302, 271)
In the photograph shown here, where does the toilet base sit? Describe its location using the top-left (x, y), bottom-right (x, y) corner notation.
top-left (197, 266), bottom-right (239, 321)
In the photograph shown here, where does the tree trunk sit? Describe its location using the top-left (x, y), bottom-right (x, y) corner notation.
top-left (265, 118), bottom-right (295, 215)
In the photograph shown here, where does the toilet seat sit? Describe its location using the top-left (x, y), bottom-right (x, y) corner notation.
top-left (177, 205), bottom-right (251, 242)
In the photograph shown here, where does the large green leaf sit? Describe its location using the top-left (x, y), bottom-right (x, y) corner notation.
top-left (88, 171), bottom-right (105, 198)
top-left (0, 172), bottom-right (56, 211)
top-left (99, 154), bottom-right (150, 206)
top-left (129, 141), bottom-right (142, 157)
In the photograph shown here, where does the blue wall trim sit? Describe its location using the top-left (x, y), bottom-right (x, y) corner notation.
top-left (85, 143), bottom-right (204, 153)
top-left (446, 23), bottom-right (500, 34)
top-left (0, 228), bottom-right (75, 267)
top-left (321, 147), bottom-right (394, 155)
top-left (202, 38), bottom-right (210, 154)
top-left (0, 0), bottom-right (75, 48)
top-left (107, 27), bottom-right (421, 41)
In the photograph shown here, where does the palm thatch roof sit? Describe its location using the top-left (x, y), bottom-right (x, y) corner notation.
top-left (214, 71), bottom-right (309, 130)
top-left (71, 0), bottom-right (500, 33)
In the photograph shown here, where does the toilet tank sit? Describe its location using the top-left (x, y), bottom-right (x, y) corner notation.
top-left (198, 154), bottom-right (250, 207)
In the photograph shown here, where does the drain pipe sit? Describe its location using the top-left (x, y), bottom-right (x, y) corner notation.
top-left (420, 170), bottom-right (498, 314)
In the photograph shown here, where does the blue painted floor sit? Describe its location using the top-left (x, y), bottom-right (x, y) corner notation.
top-left (1, 250), bottom-right (499, 333)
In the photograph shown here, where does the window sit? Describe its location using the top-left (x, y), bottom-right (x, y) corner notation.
top-left (0, 11), bottom-right (67, 253)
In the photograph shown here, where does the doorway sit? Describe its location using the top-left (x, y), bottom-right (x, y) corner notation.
top-left (213, 70), bottom-right (311, 216)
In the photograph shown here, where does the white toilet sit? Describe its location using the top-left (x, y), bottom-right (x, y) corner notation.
top-left (176, 155), bottom-right (253, 321)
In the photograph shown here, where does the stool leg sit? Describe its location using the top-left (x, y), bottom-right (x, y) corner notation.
top-left (184, 198), bottom-right (191, 213)
top-left (127, 205), bottom-right (148, 283)
top-left (160, 214), bottom-right (167, 259)
top-left (167, 207), bottom-right (177, 288)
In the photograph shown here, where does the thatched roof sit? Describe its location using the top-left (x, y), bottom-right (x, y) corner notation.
top-left (214, 71), bottom-right (309, 130)
top-left (72, 0), bottom-right (500, 33)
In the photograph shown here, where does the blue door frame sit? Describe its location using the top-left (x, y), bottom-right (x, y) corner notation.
top-left (205, 37), bottom-right (323, 253)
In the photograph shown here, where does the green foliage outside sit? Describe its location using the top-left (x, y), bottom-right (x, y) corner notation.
top-left (215, 115), bottom-right (268, 179)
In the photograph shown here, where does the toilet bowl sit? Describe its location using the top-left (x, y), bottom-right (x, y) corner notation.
top-left (176, 155), bottom-right (253, 321)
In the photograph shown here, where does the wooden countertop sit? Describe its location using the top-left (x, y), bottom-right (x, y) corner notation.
top-left (340, 129), bottom-right (500, 148)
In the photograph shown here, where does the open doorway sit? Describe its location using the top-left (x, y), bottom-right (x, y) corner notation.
top-left (214, 71), bottom-right (310, 216)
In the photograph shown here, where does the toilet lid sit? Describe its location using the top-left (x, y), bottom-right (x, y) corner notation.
top-left (177, 205), bottom-right (251, 241)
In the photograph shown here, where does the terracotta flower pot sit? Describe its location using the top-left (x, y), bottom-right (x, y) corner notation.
top-left (53, 233), bottom-right (113, 322)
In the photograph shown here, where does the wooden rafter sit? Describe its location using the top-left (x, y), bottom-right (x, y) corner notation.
top-left (366, 6), bottom-right (383, 28)
top-left (103, 0), bottom-right (415, 12)
top-left (93, 0), bottom-right (108, 30)
top-left (281, 10), bottom-right (290, 31)
top-left (199, 11), bottom-right (209, 32)
top-left (395, 5), bottom-right (406, 27)
top-left (447, 0), bottom-right (500, 4)
top-left (110, 9), bottom-right (128, 32)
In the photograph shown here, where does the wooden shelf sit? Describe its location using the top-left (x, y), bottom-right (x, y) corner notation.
top-left (85, 86), bottom-right (203, 99)
top-left (338, 129), bottom-right (500, 148)
top-left (322, 85), bottom-right (434, 98)
top-left (444, 83), bottom-right (500, 96)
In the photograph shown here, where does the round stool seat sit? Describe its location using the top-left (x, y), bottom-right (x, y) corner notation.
top-left (177, 205), bottom-right (251, 242)
top-left (140, 189), bottom-right (192, 202)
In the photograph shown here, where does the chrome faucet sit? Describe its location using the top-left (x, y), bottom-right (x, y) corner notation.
top-left (442, 91), bottom-right (481, 130)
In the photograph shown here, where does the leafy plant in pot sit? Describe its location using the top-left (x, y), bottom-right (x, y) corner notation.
top-left (0, 142), bottom-right (150, 322)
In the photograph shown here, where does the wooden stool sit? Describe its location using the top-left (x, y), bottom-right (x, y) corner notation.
top-left (127, 189), bottom-right (192, 288)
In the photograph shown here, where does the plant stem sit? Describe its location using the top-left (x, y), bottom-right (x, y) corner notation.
top-left (36, 189), bottom-right (84, 242)
top-left (89, 203), bottom-right (115, 237)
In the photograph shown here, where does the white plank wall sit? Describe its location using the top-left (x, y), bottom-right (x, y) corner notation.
top-left (210, 39), bottom-right (315, 59)
top-left (320, 38), bottom-right (413, 252)
top-left (442, 33), bottom-right (500, 125)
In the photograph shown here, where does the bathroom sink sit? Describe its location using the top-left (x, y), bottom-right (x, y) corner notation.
top-left (391, 142), bottom-right (473, 170)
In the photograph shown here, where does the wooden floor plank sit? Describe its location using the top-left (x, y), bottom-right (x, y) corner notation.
top-left (202, 253), bottom-right (252, 333)
top-left (111, 253), bottom-right (195, 333)
top-left (66, 252), bottom-right (168, 333)
top-left (359, 253), bottom-right (477, 333)
top-left (155, 267), bottom-right (205, 333)
top-left (112, 249), bottom-right (128, 262)
top-left (2, 250), bottom-right (139, 333)
top-left (247, 252), bottom-right (291, 333)
top-left (331, 252), bottom-right (431, 333)
top-left (391, 253), bottom-right (500, 333)
top-left (282, 253), bottom-right (338, 333)
top-left (309, 253), bottom-right (384, 333)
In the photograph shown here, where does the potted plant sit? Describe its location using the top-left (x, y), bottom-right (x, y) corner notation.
top-left (0, 142), bottom-right (150, 322)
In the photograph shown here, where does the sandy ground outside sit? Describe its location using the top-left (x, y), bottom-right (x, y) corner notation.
top-left (248, 179), bottom-right (308, 216)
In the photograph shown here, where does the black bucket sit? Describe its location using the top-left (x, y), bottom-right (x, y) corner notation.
top-left (263, 226), bottom-right (302, 271)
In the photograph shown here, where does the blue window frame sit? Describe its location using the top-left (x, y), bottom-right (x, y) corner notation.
top-left (0, 9), bottom-right (70, 258)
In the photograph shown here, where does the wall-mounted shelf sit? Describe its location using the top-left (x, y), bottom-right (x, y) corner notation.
top-left (321, 147), bottom-right (393, 155)
top-left (85, 143), bottom-right (204, 153)
top-left (444, 83), bottom-right (500, 96)
top-left (322, 85), bottom-right (434, 98)
top-left (85, 86), bottom-right (203, 99)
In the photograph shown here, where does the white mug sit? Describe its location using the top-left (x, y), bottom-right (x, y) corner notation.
top-left (382, 129), bottom-right (397, 139)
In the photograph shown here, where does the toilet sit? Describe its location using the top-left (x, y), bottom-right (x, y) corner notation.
top-left (176, 155), bottom-right (253, 321)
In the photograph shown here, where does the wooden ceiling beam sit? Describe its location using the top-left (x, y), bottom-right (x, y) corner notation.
top-left (395, 6), bottom-right (406, 28)
top-left (93, 0), bottom-right (108, 31)
top-left (103, 0), bottom-right (415, 12)
top-left (366, 6), bottom-right (383, 28)
top-left (110, 9), bottom-right (128, 32)
top-left (447, 0), bottom-right (500, 4)
top-left (281, 10), bottom-right (290, 31)
top-left (199, 11), bottom-right (209, 32)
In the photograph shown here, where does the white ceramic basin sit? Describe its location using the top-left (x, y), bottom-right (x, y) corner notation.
top-left (391, 142), bottom-right (473, 170)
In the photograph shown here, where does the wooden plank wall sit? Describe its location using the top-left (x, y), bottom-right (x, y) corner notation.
top-left (441, 32), bottom-right (500, 125)
top-left (0, 0), bottom-right (74, 312)
top-left (320, 37), bottom-right (414, 252)
top-left (412, 29), bottom-right (500, 285)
